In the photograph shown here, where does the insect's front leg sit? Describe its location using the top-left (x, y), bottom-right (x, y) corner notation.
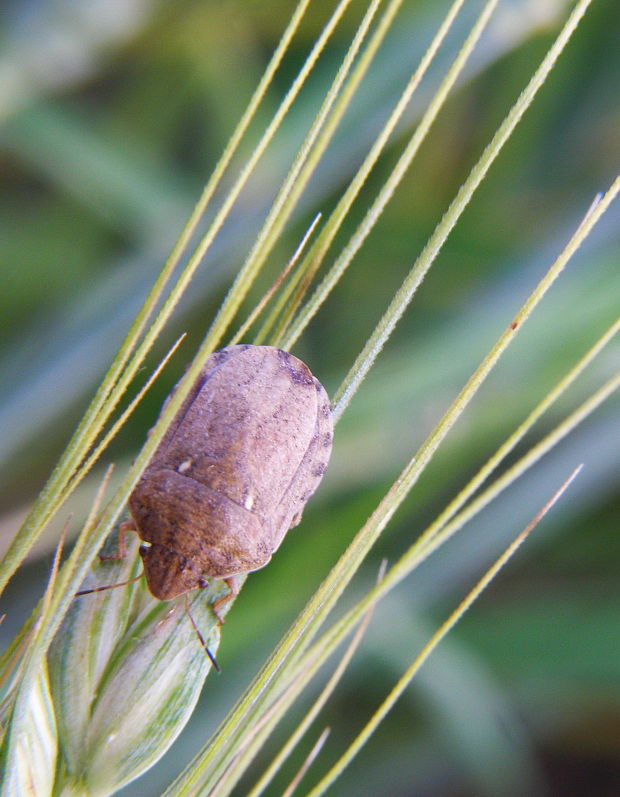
top-left (99, 520), bottom-right (135, 561)
top-left (75, 520), bottom-right (143, 598)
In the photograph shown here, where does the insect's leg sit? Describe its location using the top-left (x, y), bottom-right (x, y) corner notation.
top-left (75, 521), bottom-right (143, 596)
top-left (75, 574), bottom-right (142, 597)
top-left (211, 576), bottom-right (241, 625)
top-left (99, 520), bottom-right (134, 561)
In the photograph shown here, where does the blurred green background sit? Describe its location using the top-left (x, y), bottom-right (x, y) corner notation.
top-left (1, 0), bottom-right (619, 795)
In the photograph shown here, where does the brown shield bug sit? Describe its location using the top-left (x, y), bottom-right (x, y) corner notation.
top-left (123, 344), bottom-right (333, 617)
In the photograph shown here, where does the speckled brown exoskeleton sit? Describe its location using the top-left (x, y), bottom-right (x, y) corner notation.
top-left (121, 344), bottom-right (332, 618)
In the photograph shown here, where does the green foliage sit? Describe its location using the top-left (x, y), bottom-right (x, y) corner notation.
top-left (1, 0), bottom-right (619, 795)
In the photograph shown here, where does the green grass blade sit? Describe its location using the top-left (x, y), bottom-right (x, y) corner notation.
top-left (276, 0), bottom-right (475, 350)
top-left (258, 0), bottom-right (445, 346)
top-left (302, 468), bottom-right (583, 797)
top-left (229, 214), bottom-right (322, 346)
top-left (201, 0), bottom-right (379, 357)
top-left (332, 0), bottom-right (596, 421)
top-left (412, 313), bottom-right (620, 554)
top-left (246, 570), bottom-right (381, 797)
top-left (308, 367), bottom-right (620, 694)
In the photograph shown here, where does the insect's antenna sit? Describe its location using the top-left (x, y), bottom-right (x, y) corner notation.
top-left (184, 595), bottom-right (220, 672)
top-left (75, 574), bottom-right (143, 596)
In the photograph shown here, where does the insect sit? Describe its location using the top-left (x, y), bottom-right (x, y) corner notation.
top-left (123, 344), bottom-right (333, 617)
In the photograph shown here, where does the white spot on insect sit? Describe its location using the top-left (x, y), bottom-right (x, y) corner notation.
top-left (244, 491), bottom-right (254, 510)
top-left (178, 458), bottom-right (193, 474)
top-left (106, 733), bottom-right (118, 743)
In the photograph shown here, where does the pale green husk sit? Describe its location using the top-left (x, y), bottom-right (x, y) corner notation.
top-left (47, 537), bottom-right (221, 796)
top-left (0, 662), bottom-right (57, 797)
